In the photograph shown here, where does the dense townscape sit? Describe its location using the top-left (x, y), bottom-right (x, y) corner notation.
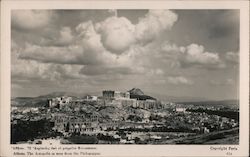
top-left (11, 88), bottom-right (239, 144)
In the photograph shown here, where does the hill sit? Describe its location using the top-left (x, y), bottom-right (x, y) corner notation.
top-left (128, 88), bottom-right (156, 100)
top-left (11, 91), bottom-right (97, 107)
top-left (37, 92), bottom-right (79, 99)
top-left (11, 92), bottom-right (78, 107)
top-left (128, 88), bottom-right (144, 95)
top-left (11, 97), bottom-right (48, 107)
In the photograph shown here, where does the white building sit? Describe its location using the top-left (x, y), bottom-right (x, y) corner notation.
top-left (49, 96), bottom-right (72, 108)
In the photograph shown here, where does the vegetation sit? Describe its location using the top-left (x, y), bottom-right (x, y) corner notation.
top-left (119, 126), bottom-right (196, 133)
top-left (11, 119), bottom-right (62, 144)
top-left (66, 134), bottom-right (98, 144)
top-left (127, 115), bottom-right (142, 122)
top-left (175, 128), bottom-right (239, 144)
top-left (149, 115), bottom-right (162, 121)
top-left (97, 134), bottom-right (119, 142)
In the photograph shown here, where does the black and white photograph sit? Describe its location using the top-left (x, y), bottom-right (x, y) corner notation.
top-left (10, 9), bottom-right (240, 145)
top-left (0, 1), bottom-right (249, 157)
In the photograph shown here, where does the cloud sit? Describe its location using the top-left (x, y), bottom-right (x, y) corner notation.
top-left (12, 10), bottom-right (53, 30)
top-left (13, 10), bottom-right (178, 67)
top-left (11, 10), bottom-right (239, 99)
top-left (161, 42), bottom-right (183, 53)
top-left (160, 42), bottom-right (223, 69)
top-left (56, 27), bottom-right (74, 45)
top-left (12, 43), bottom-right (83, 82)
top-left (135, 10), bottom-right (178, 43)
top-left (145, 68), bottom-right (165, 76)
top-left (18, 21), bottom-right (118, 65)
top-left (184, 44), bottom-right (220, 65)
top-left (79, 65), bottom-right (134, 76)
top-left (12, 60), bottom-right (83, 81)
top-left (12, 42), bottom-right (83, 81)
top-left (210, 78), bottom-right (235, 86)
top-left (19, 44), bottom-right (84, 64)
top-left (19, 43), bottom-right (115, 65)
top-left (39, 27), bottom-right (74, 47)
top-left (167, 76), bottom-right (193, 85)
top-left (95, 16), bottom-right (136, 54)
top-left (225, 51), bottom-right (239, 64)
top-left (95, 10), bottom-right (178, 54)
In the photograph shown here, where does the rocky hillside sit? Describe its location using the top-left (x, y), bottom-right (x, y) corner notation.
top-left (128, 88), bottom-right (156, 100)
top-left (97, 105), bottom-right (151, 121)
top-left (128, 88), bottom-right (144, 95)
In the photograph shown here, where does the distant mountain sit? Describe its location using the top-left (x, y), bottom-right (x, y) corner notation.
top-left (11, 97), bottom-right (48, 107)
top-left (12, 92), bottom-right (77, 107)
top-left (11, 91), bottom-right (101, 107)
top-left (147, 93), bottom-right (208, 102)
top-left (141, 92), bottom-right (239, 106)
top-left (176, 99), bottom-right (239, 107)
top-left (37, 92), bottom-right (78, 99)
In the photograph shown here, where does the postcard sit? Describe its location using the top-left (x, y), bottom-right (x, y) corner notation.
top-left (0, 0), bottom-right (249, 156)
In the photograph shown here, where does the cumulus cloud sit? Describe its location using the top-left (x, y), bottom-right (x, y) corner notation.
top-left (19, 44), bottom-right (83, 64)
top-left (14, 9), bottom-right (178, 67)
top-left (135, 10), bottom-right (178, 43)
top-left (11, 23), bottom-right (86, 84)
top-left (12, 59), bottom-right (83, 81)
top-left (76, 20), bottom-right (103, 52)
top-left (95, 16), bottom-right (136, 54)
top-left (167, 76), bottom-right (193, 85)
top-left (95, 10), bottom-right (177, 54)
top-left (160, 42), bottom-right (223, 69)
top-left (12, 41), bottom-right (83, 81)
top-left (19, 43), bottom-right (116, 65)
top-left (184, 44), bottom-right (220, 65)
top-left (161, 42), bottom-right (182, 53)
top-left (11, 10), bottom-right (239, 99)
top-left (19, 21), bottom-right (118, 65)
top-left (12, 10), bottom-right (53, 30)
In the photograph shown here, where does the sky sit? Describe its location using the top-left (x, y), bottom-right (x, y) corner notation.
top-left (11, 9), bottom-right (239, 100)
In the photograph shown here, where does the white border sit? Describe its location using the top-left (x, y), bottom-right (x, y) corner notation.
top-left (1, 1), bottom-right (249, 157)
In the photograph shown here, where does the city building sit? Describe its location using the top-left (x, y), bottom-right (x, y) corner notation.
top-left (53, 114), bottom-right (99, 135)
top-left (49, 96), bottom-right (72, 108)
